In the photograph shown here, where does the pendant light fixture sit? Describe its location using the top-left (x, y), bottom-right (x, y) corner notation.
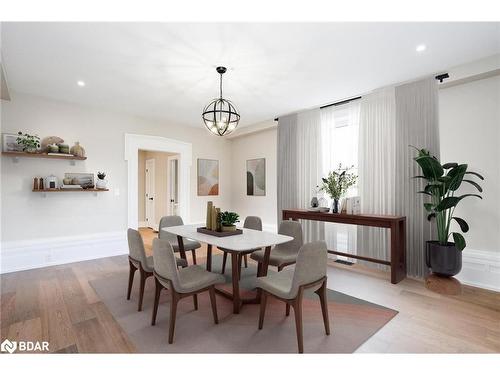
top-left (202, 66), bottom-right (240, 136)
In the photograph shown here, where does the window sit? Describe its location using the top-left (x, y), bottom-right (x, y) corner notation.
top-left (320, 101), bottom-right (360, 257)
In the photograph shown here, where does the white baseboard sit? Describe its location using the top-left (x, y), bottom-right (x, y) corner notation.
top-left (457, 249), bottom-right (500, 292)
top-left (0, 231), bottom-right (128, 274)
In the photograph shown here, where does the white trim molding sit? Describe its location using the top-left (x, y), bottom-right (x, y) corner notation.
top-left (0, 231), bottom-right (127, 274)
top-left (124, 133), bottom-right (192, 230)
top-left (457, 249), bottom-right (500, 292)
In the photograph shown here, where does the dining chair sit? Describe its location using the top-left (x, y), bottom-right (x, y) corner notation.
top-left (159, 215), bottom-right (201, 265)
top-left (127, 228), bottom-right (187, 311)
top-left (151, 238), bottom-right (225, 344)
top-left (221, 216), bottom-right (262, 277)
top-left (256, 240), bottom-right (330, 353)
top-left (250, 220), bottom-right (303, 273)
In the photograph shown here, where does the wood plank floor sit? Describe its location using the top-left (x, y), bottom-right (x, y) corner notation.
top-left (1, 228), bottom-right (499, 353)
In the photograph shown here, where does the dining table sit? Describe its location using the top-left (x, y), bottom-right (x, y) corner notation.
top-left (162, 224), bottom-right (293, 313)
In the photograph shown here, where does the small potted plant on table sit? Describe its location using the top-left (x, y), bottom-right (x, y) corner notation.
top-left (320, 164), bottom-right (357, 213)
top-left (16, 132), bottom-right (40, 153)
top-left (219, 211), bottom-right (240, 232)
top-left (413, 147), bottom-right (484, 277)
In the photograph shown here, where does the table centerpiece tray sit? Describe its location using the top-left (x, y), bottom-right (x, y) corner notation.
top-left (197, 227), bottom-right (243, 237)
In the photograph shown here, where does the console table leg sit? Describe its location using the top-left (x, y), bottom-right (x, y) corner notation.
top-left (390, 221), bottom-right (406, 284)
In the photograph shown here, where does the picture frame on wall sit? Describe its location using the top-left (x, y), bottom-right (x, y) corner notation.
top-left (2, 133), bottom-right (23, 152)
top-left (197, 158), bottom-right (219, 196)
top-left (247, 158), bottom-right (266, 196)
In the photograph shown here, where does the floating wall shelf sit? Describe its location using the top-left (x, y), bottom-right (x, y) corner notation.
top-left (33, 189), bottom-right (109, 192)
top-left (2, 151), bottom-right (87, 165)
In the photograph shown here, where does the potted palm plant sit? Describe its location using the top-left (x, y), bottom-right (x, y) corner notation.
top-left (413, 147), bottom-right (484, 277)
top-left (320, 164), bottom-right (357, 213)
top-left (218, 211), bottom-right (240, 232)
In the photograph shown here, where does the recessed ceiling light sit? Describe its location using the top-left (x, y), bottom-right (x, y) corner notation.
top-left (416, 44), bottom-right (426, 53)
top-left (77, 80), bottom-right (86, 87)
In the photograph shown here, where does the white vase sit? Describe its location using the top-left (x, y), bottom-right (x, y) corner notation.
top-left (96, 179), bottom-right (107, 190)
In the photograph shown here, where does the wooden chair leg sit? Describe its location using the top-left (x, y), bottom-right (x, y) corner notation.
top-left (293, 294), bottom-right (304, 353)
top-left (168, 291), bottom-right (179, 344)
top-left (138, 266), bottom-right (147, 311)
top-left (209, 286), bottom-right (219, 324)
top-left (193, 294), bottom-right (198, 310)
top-left (257, 262), bottom-right (262, 276)
top-left (278, 264), bottom-right (284, 272)
top-left (286, 303), bottom-right (290, 316)
top-left (238, 254), bottom-right (243, 280)
top-left (151, 278), bottom-right (162, 326)
top-left (258, 290), bottom-right (267, 329)
top-left (315, 280), bottom-right (330, 335)
top-left (221, 252), bottom-right (228, 274)
top-left (127, 260), bottom-right (137, 300)
top-left (191, 249), bottom-right (197, 264)
top-left (244, 254), bottom-right (248, 268)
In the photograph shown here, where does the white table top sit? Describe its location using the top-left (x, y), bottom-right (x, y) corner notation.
top-left (162, 224), bottom-right (293, 251)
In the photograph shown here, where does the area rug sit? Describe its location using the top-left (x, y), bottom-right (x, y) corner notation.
top-left (90, 256), bottom-right (397, 353)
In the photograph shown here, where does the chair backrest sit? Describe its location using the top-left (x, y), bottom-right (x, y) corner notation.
top-left (290, 241), bottom-right (328, 297)
top-left (127, 228), bottom-right (148, 266)
top-left (158, 215), bottom-right (184, 242)
top-left (275, 220), bottom-right (303, 254)
top-left (152, 238), bottom-right (181, 290)
top-left (244, 216), bottom-right (262, 231)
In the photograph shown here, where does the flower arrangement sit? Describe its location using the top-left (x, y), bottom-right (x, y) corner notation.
top-left (320, 164), bottom-right (357, 213)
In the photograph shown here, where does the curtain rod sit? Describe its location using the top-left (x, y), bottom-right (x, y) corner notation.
top-left (273, 73), bottom-right (448, 122)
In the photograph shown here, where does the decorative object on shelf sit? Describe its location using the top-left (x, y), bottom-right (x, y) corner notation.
top-left (202, 66), bottom-right (240, 136)
top-left (246, 158), bottom-right (265, 196)
top-left (41, 136), bottom-right (64, 152)
top-left (206, 201), bottom-right (214, 229)
top-left (2, 133), bottom-right (23, 152)
top-left (39, 177), bottom-right (44, 189)
top-left (197, 226), bottom-right (243, 237)
top-left (61, 185), bottom-right (83, 189)
top-left (58, 144), bottom-right (70, 154)
top-left (33, 177), bottom-right (39, 190)
top-left (413, 147), bottom-right (484, 277)
top-left (310, 185), bottom-right (321, 208)
top-left (16, 131), bottom-right (40, 153)
top-left (63, 177), bottom-right (73, 185)
top-left (65, 172), bottom-right (94, 189)
top-left (96, 171), bottom-right (107, 190)
top-left (320, 163), bottom-right (358, 213)
top-left (341, 196), bottom-right (361, 214)
top-left (45, 175), bottom-right (58, 189)
top-left (70, 141), bottom-right (86, 157)
top-left (47, 144), bottom-right (59, 153)
top-left (197, 159), bottom-right (219, 196)
top-left (219, 211), bottom-right (240, 232)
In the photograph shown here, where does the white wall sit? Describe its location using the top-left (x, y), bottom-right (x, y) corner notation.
top-left (1, 92), bottom-right (232, 272)
top-left (229, 126), bottom-right (277, 231)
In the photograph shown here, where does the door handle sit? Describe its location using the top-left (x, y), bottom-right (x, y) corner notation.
top-left (149, 197), bottom-right (154, 201)
top-left (170, 199), bottom-right (175, 203)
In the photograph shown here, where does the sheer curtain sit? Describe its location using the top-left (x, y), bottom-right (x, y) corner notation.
top-left (320, 102), bottom-right (360, 257)
top-left (277, 109), bottom-right (324, 242)
top-left (357, 87), bottom-right (397, 269)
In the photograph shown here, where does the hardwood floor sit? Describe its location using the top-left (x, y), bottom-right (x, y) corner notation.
top-left (1, 228), bottom-right (499, 353)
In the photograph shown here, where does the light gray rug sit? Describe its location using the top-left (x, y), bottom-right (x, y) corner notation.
top-left (90, 256), bottom-right (397, 353)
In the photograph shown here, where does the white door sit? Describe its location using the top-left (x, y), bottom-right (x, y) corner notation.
top-left (145, 158), bottom-right (156, 228)
top-left (167, 155), bottom-right (179, 215)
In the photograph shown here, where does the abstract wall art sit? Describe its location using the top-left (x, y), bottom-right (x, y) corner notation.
top-left (246, 158), bottom-right (265, 196)
top-left (197, 158), bottom-right (219, 196)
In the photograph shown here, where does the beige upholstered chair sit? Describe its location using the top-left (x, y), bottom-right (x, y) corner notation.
top-left (159, 215), bottom-right (201, 265)
top-left (256, 241), bottom-right (330, 353)
top-left (250, 220), bottom-right (303, 272)
top-left (127, 228), bottom-right (187, 311)
top-left (151, 238), bottom-right (225, 344)
top-left (221, 216), bottom-right (262, 276)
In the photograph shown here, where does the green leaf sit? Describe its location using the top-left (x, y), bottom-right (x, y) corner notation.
top-left (465, 171), bottom-right (484, 180)
top-left (442, 162), bottom-right (458, 169)
top-left (417, 190), bottom-right (432, 196)
top-left (435, 197), bottom-right (460, 211)
top-left (412, 176), bottom-right (428, 180)
top-left (452, 232), bottom-right (466, 251)
top-left (457, 193), bottom-right (482, 201)
top-left (462, 179), bottom-right (483, 192)
top-left (427, 213), bottom-right (435, 221)
top-left (446, 164), bottom-right (467, 191)
top-left (414, 154), bottom-right (444, 180)
top-left (424, 203), bottom-right (434, 212)
top-left (452, 217), bottom-right (469, 233)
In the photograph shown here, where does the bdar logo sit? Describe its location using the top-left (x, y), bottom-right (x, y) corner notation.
top-left (1, 339), bottom-right (17, 354)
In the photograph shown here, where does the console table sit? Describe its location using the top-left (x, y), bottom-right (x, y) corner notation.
top-left (282, 209), bottom-right (407, 284)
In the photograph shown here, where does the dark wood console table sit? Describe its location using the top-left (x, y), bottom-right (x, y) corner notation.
top-left (282, 209), bottom-right (407, 284)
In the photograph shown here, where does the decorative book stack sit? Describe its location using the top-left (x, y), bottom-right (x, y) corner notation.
top-left (205, 201), bottom-right (221, 231)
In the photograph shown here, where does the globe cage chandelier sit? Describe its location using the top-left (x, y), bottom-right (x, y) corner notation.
top-left (202, 66), bottom-right (240, 136)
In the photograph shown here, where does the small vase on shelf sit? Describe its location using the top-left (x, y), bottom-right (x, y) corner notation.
top-left (331, 198), bottom-right (339, 214)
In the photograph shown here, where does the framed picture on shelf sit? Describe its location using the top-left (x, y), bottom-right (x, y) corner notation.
top-left (197, 159), bottom-right (219, 196)
top-left (2, 133), bottom-right (23, 152)
top-left (64, 172), bottom-right (95, 188)
top-left (246, 158), bottom-right (266, 196)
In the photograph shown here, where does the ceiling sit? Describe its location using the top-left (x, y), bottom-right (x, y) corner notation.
top-left (1, 22), bottom-right (499, 128)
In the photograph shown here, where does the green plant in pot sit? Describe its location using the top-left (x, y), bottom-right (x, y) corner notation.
top-left (320, 164), bottom-right (357, 213)
top-left (16, 132), bottom-right (40, 153)
top-left (413, 147), bottom-right (484, 277)
top-left (218, 211), bottom-right (240, 232)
